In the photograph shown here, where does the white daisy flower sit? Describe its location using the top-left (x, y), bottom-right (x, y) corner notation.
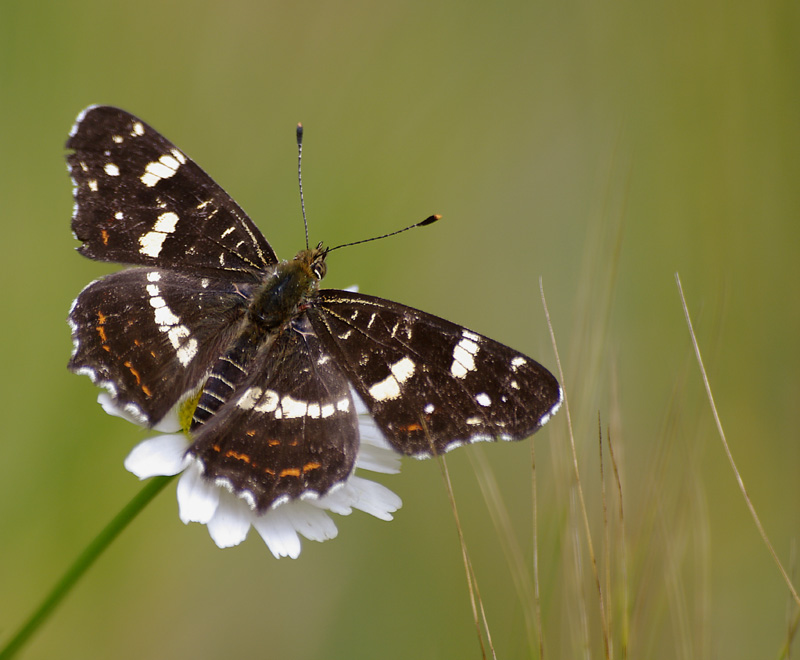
top-left (99, 392), bottom-right (403, 558)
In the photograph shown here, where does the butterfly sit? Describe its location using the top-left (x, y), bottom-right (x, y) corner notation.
top-left (67, 105), bottom-right (562, 512)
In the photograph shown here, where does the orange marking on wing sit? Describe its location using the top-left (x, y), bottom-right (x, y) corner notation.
top-left (245, 429), bottom-right (256, 437)
top-left (302, 462), bottom-right (321, 473)
top-left (224, 450), bottom-right (252, 464)
top-left (141, 384), bottom-right (152, 397)
top-left (279, 467), bottom-right (301, 478)
top-left (96, 311), bottom-right (109, 346)
top-left (101, 229), bottom-right (109, 245)
top-left (400, 422), bottom-right (423, 432)
top-left (267, 439), bottom-right (280, 447)
top-left (123, 360), bottom-right (141, 385)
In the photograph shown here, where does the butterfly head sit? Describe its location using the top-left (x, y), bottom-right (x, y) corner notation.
top-left (294, 241), bottom-right (328, 282)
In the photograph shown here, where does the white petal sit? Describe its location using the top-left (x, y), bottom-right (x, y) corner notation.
top-left (351, 389), bottom-right (370, 416)
top-left (124, 434), bottom-right (190, 478)
top-left (177, 461), bottom-right (220, 524)
top-left (206, 492), bottom-right (252, 548)
top-left (349, 477), bottom-right (402, 520)
top-left (352, 394), bottom-right (402, 474)
top-left (98, 391), bottom-right (181, 432)
top-left (152, 408), bottom-right (181, 433)
top-left (252, 507), bottom-right (302, 559)
top-left (97, 392), bottom-right (145, 427)
top-left (357, 415), bottom-right (391, 449)
top-left (283, 502), bottom-right (338, 542)
top-left (318, 476), bottom-right (402, 521)
top-left (355, 441), bottom-right (402, 474)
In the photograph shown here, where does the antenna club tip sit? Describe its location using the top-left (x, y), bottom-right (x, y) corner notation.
top-left (296, 123), bottom-right (303, 144)
top-left (420, 214), bottom-right (442, 226)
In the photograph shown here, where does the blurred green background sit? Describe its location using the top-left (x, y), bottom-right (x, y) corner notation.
top-left (1, 0), bottom-right (798, 658)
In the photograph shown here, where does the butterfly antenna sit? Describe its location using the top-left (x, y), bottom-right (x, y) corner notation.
top-left (297, 123), bottom-right (309, 250)
top-left (328, 214), bottom-right (442, 253)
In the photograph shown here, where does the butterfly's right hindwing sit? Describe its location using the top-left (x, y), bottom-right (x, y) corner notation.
top-left (187, 317), bottom-right (359, 512)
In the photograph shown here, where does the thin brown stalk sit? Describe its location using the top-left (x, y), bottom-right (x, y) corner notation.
top-left (675, 272), bottom-right (800, 611)
top-left (540, 277), bottom-right (611, 659)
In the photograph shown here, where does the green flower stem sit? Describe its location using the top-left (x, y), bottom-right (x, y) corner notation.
top-left (0, 475), bottom-right (175, 660)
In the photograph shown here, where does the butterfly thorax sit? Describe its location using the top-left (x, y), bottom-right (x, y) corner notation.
top-left (247, 246), bottom-right (327, 331)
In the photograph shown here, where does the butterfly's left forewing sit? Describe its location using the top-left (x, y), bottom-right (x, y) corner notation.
top-left (309, 290), bottom-right (562, 457)
top-left (67, 105), bottom-right (276, 276)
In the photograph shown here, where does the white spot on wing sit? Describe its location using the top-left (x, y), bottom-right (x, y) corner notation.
top-left (280, 395), bottom-right (308, 419)
top-left (451, 332), bottom-right (480, 379)
top-left (145, 278), bottom-right (197, 367)
top-left (368, 356), bottom-right (416, 402)
top-left (153, 211), bottom-right (179, 233)
top-left (138, 231), bottom-right (168, 258)
top-left (138, 211), bottom-right (180, 257)
top-left (368, 374), bottom-right (400, 401)
top-left (237, 386), bottom-right (263, 410)
top-left (475, 392), bottom-right (491, 407)
top-left (176, 339), bottom-right (197, 367)
top-left (254, 390), bottom-right (280, 414)
top-left (390, 356), bottom-right (415, 383)
top-left (104, 163), bottom-right (120, 176)
top-left (140, 152), bottom-right (184, 187)
top-left (154, 304), bottom-right (180, 326)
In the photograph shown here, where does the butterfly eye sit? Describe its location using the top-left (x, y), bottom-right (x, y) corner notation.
top-left (311, 260), bottom-right (326, 280)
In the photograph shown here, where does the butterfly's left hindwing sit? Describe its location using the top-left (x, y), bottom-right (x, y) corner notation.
top-left (309, 290), bottom-right (562, 457)
top-left (69, 268), bottom-right (249, 425)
